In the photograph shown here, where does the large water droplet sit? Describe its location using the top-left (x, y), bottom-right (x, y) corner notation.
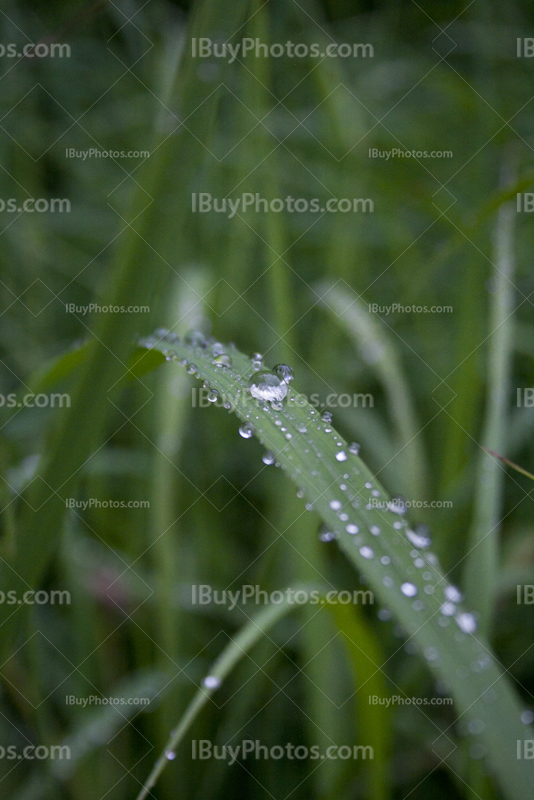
top-left (248, 370), bottom-right (288, 402)
top-left (401, 582), bottom-right (418, 597)
top-left (321, 411), bottom-right (332, 423)
top-left (262, 451), bottom-right (275, 465)
top-left (273, 364), bottom-right (294, 383)
top-left (335, 451), bottom-right (348, 462)
top-left (456, 613), bottom-right (477, 634)
top-left (319, 527), bottom-right (336, 542)
top-left (239, 422), bottom-right (254, 439)
top-left (214, 353), bottom-right (232, 367)
top-left (360, 546), bottom-right (374, 559)
top-left (444, 585), bottom-right (462, 603)
top-left (202, 675), bottom-right (221, 689)
top-left (406, 528), bottom-right (431, 548)
top-left (348, 442), bottom-right (360, 455)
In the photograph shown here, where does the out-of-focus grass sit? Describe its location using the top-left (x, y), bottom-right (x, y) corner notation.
top-left (1, 1), bottom-right (534, 799)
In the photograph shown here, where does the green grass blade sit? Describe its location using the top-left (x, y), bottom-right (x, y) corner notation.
top-left (135, 598), bottom-right (297, 800)
top-left (464, 182), bottom-right (516, 635)
top-left (317, 282), bottom-right (428, 502)
top-left (136, 332), bottom-right (533, 800)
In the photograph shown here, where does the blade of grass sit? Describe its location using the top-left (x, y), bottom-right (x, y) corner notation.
top-left (317, 282), bottom-right (428, 503)
top-left (137, 333), bottom-right (534, 800)
top-left (0, 0), bottom-right (253, 657)
top-left (329, 602), bottom-right (391, 800)
top-left (135, 596), bottom-right (299, 800)
top-left (464, 169), bottom-right (516, 636)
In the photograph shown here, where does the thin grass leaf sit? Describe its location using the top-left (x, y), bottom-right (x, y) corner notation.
top-left (464, 175), bottom-right (516, 635)
top-left (136, 332), bottom-right (533, 800)
top-left (316, 282), bottom-right (428, 502)
top-left (482, 448), bottom-right (534, 483)
top-left (136, 597), bottom-right (298, 800)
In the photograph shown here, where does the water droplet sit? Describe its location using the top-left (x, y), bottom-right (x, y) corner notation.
top-left (456, 613), bottom-right (477, 634)
top-left (401, 582), bottom-right (418, 597)
top-left (297, 422), bottom-right (307, 433)
top-left (521, 710), bottom-right (534, 725)
top-left (388, 500), bottom-right (406, 515)
top-left (319, 527), bottom-right (336, 542)
top-left (207, 390), bottom-right (219, 403)
top-left (262, 451), bottom-right (275, 465)
top-left (383, 576), bottom-right (394, 588)
top-left (202, 675), bottom-right (221, 689)
top-left (239, 422), bottom-right (254, 439)
top-left (444, 585), bottom-right (462, 603)
top-left (346, 524), bottom-right (359, 535)
top-left (440, 602), bottom-right (456, 616)
top-left (273, 364), bottom-right (294, 383)
top-left (155, 327), bottom-right (170, 338)
top-left (165, 750), bottom-right (176, 761)
top-left (329, 500), bottom-right (342, 510)
top-left (365, 481), bottom-right (372, 489)
top-left (348, 442), bottom-right (360, 455)
top-left (378, 609), bottom-right (391, 621)
top-left (370, 525), bottom-right (381, 536)
top-left (248, 370), bottom-right (288, 402)
top-left (321, 411), bottom-right (332, 423)
top-left (184, 330), bottom-right (207, 347)
top-left (381, 556), bottom-right (391, 565)
top-left (406, 528), bottom-right (431, 548)
top-left (187, 364), bottom-right (197, 375)
top-left (360, 546), bottom-right (374, 559)
top-left (213, 353), bottom-right (232, 367)
top-left (335, 450), bottom-right (348, 462)
top-left (211, 342), bottom-right (226, 357)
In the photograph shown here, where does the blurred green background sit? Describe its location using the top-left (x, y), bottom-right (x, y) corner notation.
top-left (0, 0), bottom-right (534, 798)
